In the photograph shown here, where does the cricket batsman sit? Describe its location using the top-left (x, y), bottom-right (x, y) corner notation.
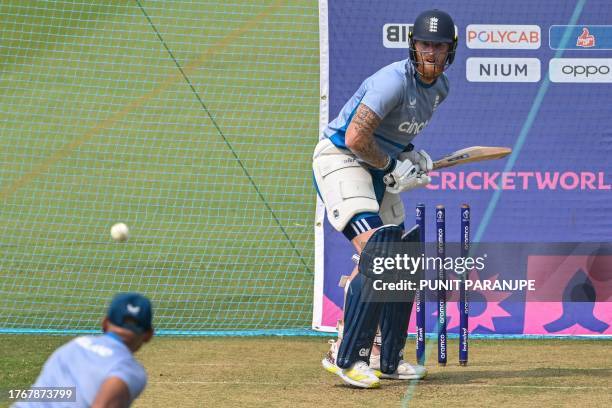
top-left (313, 9), bottom-right (458, 388)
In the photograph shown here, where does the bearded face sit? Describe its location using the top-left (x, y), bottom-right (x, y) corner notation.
top-left (413, 40), bottom-right (451, 82)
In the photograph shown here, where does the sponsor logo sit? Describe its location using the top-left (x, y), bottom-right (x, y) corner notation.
top-left (359, 348), bottom-right (371, 357)
top-left (463, 225), bottom-right (470, 251)
top-left (398, 118), bottom-right (428, 134)
top-left (437, 230), bottom-right (445, 255)
top-left (549, 58), bottom-right (612, 83)
top-left (76, 337), bottom-right (114, 357)
top-left (127, 304), bottom-right (141, 315)
top-left (429, 17), bottom-right (438, 33)
top-left (550, 25), bottom-right (612, 50)
top-left (383, 23), bottom-right (458, 48)
top-left (333, 209), bottom-right (340, 219)
top-left (383, 24), bottom-right (413, 48)
top-left (576, 27), bottom-right (595, 47)
top-left (433, 95), bottom-right (440, 111)
top-left (563, 64), bottom-right (609, 76)
top-left (416, 207), bottom-right (422, 217)
top-left (466, 58), bottom-right (541, 82)
top-left (409, 95), bottom-right (417, 108)
top-left (466, 25), bottom-right (541, 49)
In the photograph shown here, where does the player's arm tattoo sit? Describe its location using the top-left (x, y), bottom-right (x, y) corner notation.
top-left (345, 104), bottom-right (389, 169)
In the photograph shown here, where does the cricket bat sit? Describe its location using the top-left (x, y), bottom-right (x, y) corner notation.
top-left (432, 146), bottom-right (511, 170)
top-left (384, 146), bottom-right (511, 187)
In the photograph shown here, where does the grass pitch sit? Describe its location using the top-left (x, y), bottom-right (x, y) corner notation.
top-left (1, 335), bottom-right (610, 407)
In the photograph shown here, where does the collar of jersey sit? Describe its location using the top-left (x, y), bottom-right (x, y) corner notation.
top-left (414, 72), bottom-right (437, 88)
top-left (106, 331), bottom-right (124, 344)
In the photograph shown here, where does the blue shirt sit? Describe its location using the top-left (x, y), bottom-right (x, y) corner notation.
top-left (13, 333), bottom-right (147, 407)
top-left (323, 59), bottom-right (449, 158)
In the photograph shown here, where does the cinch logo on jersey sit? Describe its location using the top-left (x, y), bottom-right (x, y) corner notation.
top-left (383, 23), bottom-right (458, 48)
top-left (466, 58), bottom-right (541, 82)
top-left (549, 25), bottom-right (612, 50)
top-left (398, 118), bottom-right (428, 134)
top-left (466, 25), bottom-right (541, 49)
top-left (549, 58), bottom-right (612, 83)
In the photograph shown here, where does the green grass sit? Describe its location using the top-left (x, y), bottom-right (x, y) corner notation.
top-left (1, 336), bottom-right (610, 407)
top-left (0, 0), bottom-right (320, 332)
top-left (0, 335), bottom-right (68, 405)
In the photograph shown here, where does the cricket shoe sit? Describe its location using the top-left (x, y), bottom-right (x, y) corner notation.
top-left (322, 341), bottom-right (381, 388)
top-left (322, 340), bottom-right (382, 377)
top-left (369, 354), bottom-right (427, 380)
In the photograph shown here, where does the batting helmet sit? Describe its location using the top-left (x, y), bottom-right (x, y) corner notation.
top-left (409, 9), bottom-right (458, 67)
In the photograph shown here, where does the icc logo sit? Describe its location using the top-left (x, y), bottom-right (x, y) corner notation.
top-left (463, 209), bottom-right (470, 219)
top-left (437, 210), bottom-right (444, 220)
top-left (576, 27), bottom-right (595, 48)
top-left (416, 208), bottom-right (422, 217)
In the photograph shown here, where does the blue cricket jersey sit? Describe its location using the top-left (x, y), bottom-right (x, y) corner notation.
top-left (323, 59), bottom-right (449, 158)
top-left (13, 333), bottom-right (147, 407)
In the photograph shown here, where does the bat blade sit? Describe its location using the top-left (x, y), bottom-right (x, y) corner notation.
top-left (432, 146), bottom-right (512, 170)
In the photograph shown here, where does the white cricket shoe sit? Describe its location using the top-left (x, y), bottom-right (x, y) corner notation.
top-left (322, 340), bottom-right (382, 376)
top-left (322, 340), bottom-right (381, 388)
top-left (369, 354), bottom-right (427, 380)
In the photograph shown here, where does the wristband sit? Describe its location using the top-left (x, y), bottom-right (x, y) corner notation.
top-left (380, 156), bottom-right (396, 173)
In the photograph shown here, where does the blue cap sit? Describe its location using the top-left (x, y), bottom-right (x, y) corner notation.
top-left (107, 293), bottom-right (153, 334)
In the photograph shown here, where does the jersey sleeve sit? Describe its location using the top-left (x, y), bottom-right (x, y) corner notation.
top-left (360, 73), bottom-right (404, 119)
top-left (107, 359), bottom-right (147, 400)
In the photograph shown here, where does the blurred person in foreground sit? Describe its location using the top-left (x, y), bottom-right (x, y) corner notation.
top-left (13, 293), bottom-right (154, 408)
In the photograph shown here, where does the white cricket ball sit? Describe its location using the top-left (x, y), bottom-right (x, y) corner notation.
top-left (110, 223), bottom-right (129, 242)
